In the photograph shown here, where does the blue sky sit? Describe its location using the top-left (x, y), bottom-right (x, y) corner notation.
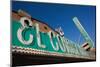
top-left (12, 1), bottom-right (96, 47)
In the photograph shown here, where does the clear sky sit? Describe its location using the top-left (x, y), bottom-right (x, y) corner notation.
top-left (12, 1), bottom-right (96, 47)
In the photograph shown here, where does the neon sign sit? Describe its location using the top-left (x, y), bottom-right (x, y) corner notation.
top-left (12, 13), bottom-right (91, 59)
